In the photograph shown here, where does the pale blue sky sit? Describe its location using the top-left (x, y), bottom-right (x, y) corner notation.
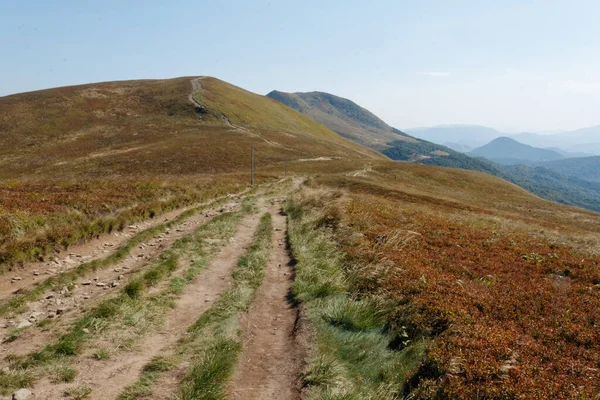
top-left (2, 0), bottom-right (600, 131)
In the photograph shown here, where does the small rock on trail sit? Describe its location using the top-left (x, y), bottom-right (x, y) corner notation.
top-left (12, 388), bottom-right (32, 400)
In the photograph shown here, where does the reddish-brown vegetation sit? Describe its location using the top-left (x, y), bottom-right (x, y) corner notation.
top-left (0, 176), bottom-right (249, 269)
top-left (315, 168), bottom-right (600, 399)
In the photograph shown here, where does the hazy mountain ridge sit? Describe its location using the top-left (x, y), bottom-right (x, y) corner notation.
top-left (468, 137), bottom-right (564, 165)
top-left (537, 156), bottom-right (600, 183)
top-left (408, 124), bottom-right (600, 155)
top-left (267, 90), bottom-right (477, 165)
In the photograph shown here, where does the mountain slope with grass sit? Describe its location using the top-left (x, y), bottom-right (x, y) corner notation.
top-left (266, 90), bottom-right (415, 150)
top-left (3, 76), bottom-right (600, 400)
top-left (267, 89), bottom-right (488, 168)
top-left (268, 88), bottom-right (600, 212)
top-left (469, 137), bottom-right (564, 165)
top-left (0, 76), bottom-right (384, 180)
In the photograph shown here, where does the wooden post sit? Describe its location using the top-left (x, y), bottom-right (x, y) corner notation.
top-left (251, 147), bottom-right (255, 185)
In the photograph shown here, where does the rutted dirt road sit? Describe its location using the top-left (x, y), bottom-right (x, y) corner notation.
top-left (2, 176), bottom-right (308, 399)
top-left (0, 196), bottom-right (244, 354)
top-left (228, 204), bottom-right (306, 400)
top-left (31, 207), bottom-right (265, 399)
top-left (0, 190), bottom-right (249, 299)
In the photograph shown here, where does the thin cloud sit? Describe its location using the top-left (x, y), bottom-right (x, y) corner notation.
top-left (419, 71), bottom-right (451, 77)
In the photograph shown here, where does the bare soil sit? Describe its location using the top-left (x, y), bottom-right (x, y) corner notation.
top-left (0, 190), bottom-right (249, 299)
top-left (30, 208), bottom-right (264, 399)
top-left (0, 199), bottom-right (241, 361)
top-left (227, 205), bottom-right (306, 400)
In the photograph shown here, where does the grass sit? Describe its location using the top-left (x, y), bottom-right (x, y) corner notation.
top-left (63, 385), bottom-right (92, 399)
top-left (92, 347), bottom-right (110, 360)
top-left (0, 191), bottom-right (241, 317)
top-left (0, 177), bottom-right (251, 270)
top-left (285, 190), bottom-right (425, 399)
top-left (118, 356), bottom-right (174, 400)
top-left (120, 212), bottom-right (273, 399)
top-left (299, 169), bottom-right (600, 399)
top-left (177, 212), bottom-right (272, 400)
top-left (0, 203), bottom-right (254, 393)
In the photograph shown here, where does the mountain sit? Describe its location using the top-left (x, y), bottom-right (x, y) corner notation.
top-left (0, 77), bottom-right (383, 179)
top-left (268, 90), bottom-right (600, 212)
top-left (468, 137), bottom-right (564, 165)
top-left (512, 128), bottom-right (600, 155)
top-left (266, 90), bottom-right (416, 150)
top-left (267, 90), bottom-right (485, 167)
top-left (407, 125), bottom-right (600, 156)
top-left (538, 156), bottom-right (600, 183)
top-left (405, 125), bottom-right (503, 148)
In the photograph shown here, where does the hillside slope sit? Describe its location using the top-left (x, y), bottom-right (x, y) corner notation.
top-left (267, 89), bottom-right (481, 168)
top-left (268, 89), bottom-right (600, 212)
top-left (469, 137), bottom-right (564, 164)
top-left (0, 77), bottom-right (384, 180)
top-left (538, 156), bottom-right (600, 183)
top-left (266, 90), bottom-right (415, 150)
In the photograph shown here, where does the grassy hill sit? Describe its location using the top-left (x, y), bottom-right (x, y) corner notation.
top-left (0, 76), bottom-right (385, 268)
top-left (469, 137), bottom-right (564, 165)
top-left (0, 77), bottom-right (383, 180)
top-left (266, 90), bottom-right (416, 150)
top-left (287, 161), bottom-right (600, 398)
top-left (3, 77), bottom-right (600, 399)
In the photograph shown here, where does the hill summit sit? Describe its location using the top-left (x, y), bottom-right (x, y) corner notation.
top-left (469, 137), bottom-right (564, 165)
top-left (266, 90), bottom-right (416, 150)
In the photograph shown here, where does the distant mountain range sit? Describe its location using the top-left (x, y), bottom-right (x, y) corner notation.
top-left (268, 91), bottom-right (600, 212)
top-left (406, 125), bottom-right (503, 149)
top-left (407, 124), bottom-right (600, 156)
top-left (468, 137), bottom-right (564, 165)
top-left (538, 156), bottom-right (600, 183)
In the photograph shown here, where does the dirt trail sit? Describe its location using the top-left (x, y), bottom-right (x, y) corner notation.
top-left (0, 190), bottom-right (249, 299)
top-left (228, 205), bottom-right (305, 400)
top-left (31, 208), bottom-right (265, 399)
top-left (0, 200), bottom-right (241, 360)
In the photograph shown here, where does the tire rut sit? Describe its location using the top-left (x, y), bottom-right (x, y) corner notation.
top-left (31, 208), bottom-right (265, 399)
top-left (227, 205), bottom-right (306, 400)
top-left (0, 190), bottom-right (250, 300)
top-left (0, 200), bottom-right (242, 360)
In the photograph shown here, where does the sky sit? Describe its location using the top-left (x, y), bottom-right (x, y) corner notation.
top-left (2, 0), bottom-right (600, 132)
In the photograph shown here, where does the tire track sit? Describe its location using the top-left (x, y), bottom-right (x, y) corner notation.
top-left (227, 205), bottom-right (306, 400)
top-left (31, 207), bottom-right (265, 399)
top-left (0, 199), bottom-right (243, 359)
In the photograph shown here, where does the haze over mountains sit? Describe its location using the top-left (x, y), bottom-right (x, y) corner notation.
top-left (468, 137), bottom-right (564, 165)
top-left (407, 124), bottom-right (600, 156)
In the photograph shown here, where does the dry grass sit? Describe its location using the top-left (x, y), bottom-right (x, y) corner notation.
top-left (0, 175), bottom-right (249, 270)
top-left (298, 164), bottom-right (600, 399)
